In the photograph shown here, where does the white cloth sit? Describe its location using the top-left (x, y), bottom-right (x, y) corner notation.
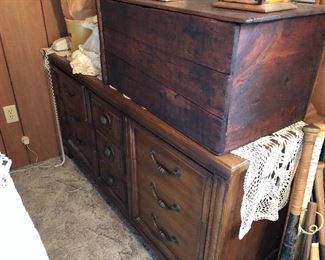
top-left (231, 122), bottom-right (305, 239)
top-left (0, 154), bottom-right (49, 260)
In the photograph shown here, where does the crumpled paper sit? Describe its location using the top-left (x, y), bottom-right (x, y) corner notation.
top-left (70, 46), bottom-right (100, 76)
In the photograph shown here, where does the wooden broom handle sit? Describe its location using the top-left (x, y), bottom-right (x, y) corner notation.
top-left (291, 125), bottom-right (320, 216)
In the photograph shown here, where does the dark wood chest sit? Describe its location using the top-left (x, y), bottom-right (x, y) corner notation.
top-left (98, 0), bottom-right (325, 154)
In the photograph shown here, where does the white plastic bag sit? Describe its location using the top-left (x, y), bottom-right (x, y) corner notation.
top-left (82, 16), bottom-right (100, 54)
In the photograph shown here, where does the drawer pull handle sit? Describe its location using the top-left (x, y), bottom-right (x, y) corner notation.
top-left (104, 146), bottom-right (114, 159)
top-left (72, 116), bottom-right (81, 122)
top-left (151, 213), bottom-right (179, 244)
top-left (149, 182), bottom-right (180, 212)
top-left (150, 150), bottom-right (181, 177)
top-left (65, 90), bottom-right (76, 97)
top-left (100, 114), bottom-right (112, 126)
top-left (75, 135), bottom-right (86, 146)
top-left (105, 176), bottom-right (115, 186)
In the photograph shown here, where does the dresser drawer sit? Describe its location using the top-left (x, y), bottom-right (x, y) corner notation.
top-left (97, 131), bottom-right (125, 179)
top-left (131, 123), bottom-right (212, 260)
top-left (59, 71), bottom-right (87, 120)
top-left (91, 94), bottom-right (123, 145)
top-left (57, 98), bottom-right (70, 141)
top-left (67, 111), bottom-right (96, 173)
top-left (97, 130), bottom-right (128, 209)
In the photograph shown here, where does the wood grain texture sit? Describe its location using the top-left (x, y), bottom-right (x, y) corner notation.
top-left (130, 121), bottom-right (212, 260)
top-left (96, 0), bottom-right (109, 84)
top-left (311, 50), bottom-right (325, 117)
top-left (51, 58), bottom-right (289, 260)
top-left (107, 52), bottom-right (225, 152)
top-left (41, 0), bottom-right (67, 44)
top-left (102, 0), bottom-right (237, 74)
top-left (55, 69), bottom-right (97, 173)
top-left (96, 130), bottom-right (128, 212)
top-left (207, 167), bottom-right (287, 259)
top-left (91, 91), bottom-right (128, 212)
top-left (225, 15), bottom-right (325, 151)
top-left (51, 68), bottom-right (71, 143)
top-left (59, 71), bottom-right (88, 121)
top-left (0, 131), bottom-right (5, 154)
top-left (91, 94), bottom-right (124, 146)
top-left (0, 0), bottom-right (59, 164)
top-left (68, 111), bottom-right (97, 170)
top-left (100, 0), bottom-right (325, 154)
top-left (50, 54), bottom-right (248, 179)
top-left (0, 34), bottom-right (29, 167)
top-left (112, 0), bottom-right (325, 24)
top-left (104, 28), bottom-right (230, 118)
top-left (315, 162), bottom-right (325, 257)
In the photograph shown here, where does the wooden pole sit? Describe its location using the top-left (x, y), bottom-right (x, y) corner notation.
top-left (278, 125), bottom-right (320, 260)
top-left (302, 123), bottom-right (325, 210)
top-left (299, 202), bottom-right (317, 260)
top-left (315, 162), bottom-right (325, 259)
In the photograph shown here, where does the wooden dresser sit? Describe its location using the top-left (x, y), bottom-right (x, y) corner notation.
top-left (50, 55), bottom-right (288, 260)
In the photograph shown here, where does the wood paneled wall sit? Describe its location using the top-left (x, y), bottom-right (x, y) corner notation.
top-left (0, 0), bottom-right (66, 168)
top-left (0, 129), bottom-right (6, 154)
top-left (0, 35), bottom-right (29, 166)
top-left (41, 0), bottom-right (67, 44)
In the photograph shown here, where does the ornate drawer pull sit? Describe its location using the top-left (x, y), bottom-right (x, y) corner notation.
top-left (150, 150), bottom-right (181, 177)
top-left (65, 90), bottom-right (76, 97)
top-left (149, 182), bottom-right (180, 212)
top-left (151, 213), bottom-right (179, 244)
top-left (104, 145), bottom-right (114, 159)
top-left (100, 114), bottom-right (112, 126)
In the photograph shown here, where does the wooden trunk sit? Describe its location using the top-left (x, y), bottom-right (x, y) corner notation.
top-left (98, 0), bottom-right (325, 154)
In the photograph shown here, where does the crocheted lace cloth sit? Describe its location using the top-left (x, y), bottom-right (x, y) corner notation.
top-left (0, 154), bottom-right (11, 190)
top-left (231, 122), bottom-right (305, 239)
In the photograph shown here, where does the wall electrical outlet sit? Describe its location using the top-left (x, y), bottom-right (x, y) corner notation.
top-left (3, 105), bottom-right (19, 123)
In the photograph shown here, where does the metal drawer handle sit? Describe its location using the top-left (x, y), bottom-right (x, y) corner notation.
top-left (150, 150), bottom-right (181, 177)
top-left (149, 182), bottom-right (180, 212)
top-left (151, 213), bottom-right (179, 244)
top-left (104, 145), bottom-right (114, 159)
top-left (100, 114), bottom-right (112, 126)
top-left (65, 90), bottom-right (76, 97)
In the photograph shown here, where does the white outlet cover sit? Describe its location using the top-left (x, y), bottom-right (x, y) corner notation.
top-left (3, 105), bottom-right (19, 123)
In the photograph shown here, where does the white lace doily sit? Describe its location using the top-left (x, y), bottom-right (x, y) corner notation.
top-left (231, 122), bottom-right (305, 239)
top-left (0, 154), bottom-right (12, 190)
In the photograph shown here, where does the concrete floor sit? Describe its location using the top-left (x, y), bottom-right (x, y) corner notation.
top-left (11, 158), bottom-right (156, 260)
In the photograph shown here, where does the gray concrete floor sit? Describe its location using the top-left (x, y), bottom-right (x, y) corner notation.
top-left (11, 158), bottom-right (156, 260)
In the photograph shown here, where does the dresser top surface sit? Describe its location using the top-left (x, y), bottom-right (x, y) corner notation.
top-left (50, 54), bottom-right (249, 179)
top-left (106, 0), bottom-right (325, 24)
